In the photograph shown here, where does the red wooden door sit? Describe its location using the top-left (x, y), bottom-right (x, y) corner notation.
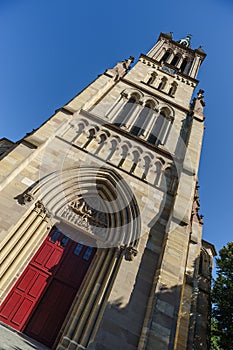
top-left (0, 228), bottom-right (96, 347)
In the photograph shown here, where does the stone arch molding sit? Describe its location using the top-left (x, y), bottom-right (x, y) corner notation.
top-left (21, 166), bottom-right (141, 251)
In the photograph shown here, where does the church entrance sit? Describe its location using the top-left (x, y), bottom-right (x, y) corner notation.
top-left (0, 227), bottom-right (96, 347)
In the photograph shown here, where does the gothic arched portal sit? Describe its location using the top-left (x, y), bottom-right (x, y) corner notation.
top-left (0, 166), bottom-right (141, 348)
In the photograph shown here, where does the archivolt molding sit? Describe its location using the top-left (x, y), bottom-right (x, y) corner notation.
top-left (19, 167), bottom-right (141, 253)
top-left (141, 95), bottom-right (159, 110)
top-left (120, 89), bottom-right (161, 111)
top-left (121, 87), bottom-right (144, 101)
top-left (159, 103), bottom-right (175, 119)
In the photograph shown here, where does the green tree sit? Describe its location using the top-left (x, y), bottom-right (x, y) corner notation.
top-left (211, 242), bottom-right (233, 350)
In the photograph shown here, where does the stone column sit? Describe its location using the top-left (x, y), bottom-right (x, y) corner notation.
top-left (0, 201), bottom-right (51, 302)
top-left (147, 39), bottom-right (166, 60)
top-left (56, 248), bottom-right (123, 350)
top-left (189, 56), bottom-right (201, 79)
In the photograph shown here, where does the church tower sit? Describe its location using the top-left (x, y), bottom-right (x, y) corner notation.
top-left (0, 33), bottom-right (215, 350)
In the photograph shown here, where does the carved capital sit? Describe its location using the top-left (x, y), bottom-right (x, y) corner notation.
top-left (35, 200), bottom-right (47, 214)
top-left (124, 246), bottom-right (138, 261)
top-left (16, 192), bottom-right (34, 205)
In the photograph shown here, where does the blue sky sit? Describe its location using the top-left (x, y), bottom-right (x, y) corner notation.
top-left (0, 0), bottom-right (233, 258)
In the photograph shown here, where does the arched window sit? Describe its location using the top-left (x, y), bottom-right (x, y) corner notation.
top-left (198, 249), bottom-right (211, 277)
top-left (114, 96), bottom-right (137, 127)
top-left (158, 77), bottom-right (167, 91)
top-left (168, 82), bottom-right (178, 97)
top-left (147, 111), bottom-right (171, 145)
top-left (147, 72), bottom-right (157, 85)
top-left (170, 55), bottom-right (180, 67)
top-left (198, 252), bottom-right (203, 275)
top-left (160, 50), bottom-right (171, 62)
top-left (180, 58), bottom-right (188, 73)
top-left (130, 102), bottom-right (153, 136)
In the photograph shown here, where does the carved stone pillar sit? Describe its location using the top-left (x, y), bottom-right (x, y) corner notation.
top-left (56, 247), bottom-right (124, 350)
top-left (0, 201), bottom-right (51, 302)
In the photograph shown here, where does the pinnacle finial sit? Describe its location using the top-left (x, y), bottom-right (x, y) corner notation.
top-left (128, 56), bottom-right (134, 63)
top-left (197, 89), bottom-right (205, 99)
top-left (177, 34), bottom-right (192, 48)
top-left (197, 45), bottom-right (206, 54)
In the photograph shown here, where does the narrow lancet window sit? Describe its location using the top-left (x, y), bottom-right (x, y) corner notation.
top-left (114, 97), bottom-right (137, 127)
top-left (130, 103), bottom-right (153, 136)
top-left (147, 112), bottom-right (171, 145)
top-left (180, 59), bottom-right (188, 73)
top-left (168, 82), bottom-right (178, 97)
top-left (147, 72), bottom-right (157, 85)
top-left (160, 50), bottom-right (171, 62)
top-left (158, 77), bottom-right (167, 91)
top-left (170, 55), bottom-right (180, 67)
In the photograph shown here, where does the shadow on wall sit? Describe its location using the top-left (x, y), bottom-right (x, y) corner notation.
top-left (88, 194), bottom-right (176, 350)
top-left (88, 250), bottom-right (212, 350)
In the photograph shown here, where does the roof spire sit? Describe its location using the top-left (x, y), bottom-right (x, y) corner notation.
top-left (177, 34), bottom-right (192, 48)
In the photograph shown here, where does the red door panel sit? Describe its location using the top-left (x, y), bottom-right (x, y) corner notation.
top-left (11, 298), bottom-right (33, 326)
top-left (0, 266), bottom-right (49, 330)
top-left (17, 268), bottom-right (38, 292)
top-left (0, 228), bottom-right (65, 330)
top-left (28, 273), bottom-right (48, 298)
top-left (0, 227), bottom-right (96, 348)
top-left (0, 292), bottom-right (22, 321)
top-left (31, 237), bottom-right (64, 271)
top-left (33, 244), bottom-right (54, 266)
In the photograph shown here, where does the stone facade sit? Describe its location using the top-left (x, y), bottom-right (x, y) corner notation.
top-left (0, 32), bottom-right (215, 349)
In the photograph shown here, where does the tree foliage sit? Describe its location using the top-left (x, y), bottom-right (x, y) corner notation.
top-left (211, 242), bottom-right (233, 350)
